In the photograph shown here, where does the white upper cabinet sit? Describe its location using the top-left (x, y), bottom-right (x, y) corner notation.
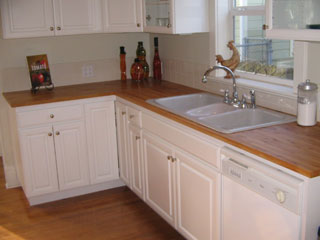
top-left (143, 0), bottom-right (209, 34)
top-left (1, 0), bottom-right (102, 39)
top-left (0, 0), bottom-right (55, 38)
top-left (102, 0), bottom-right (143, 32)
top-left (266, 0), bottom-right (320, 41)
top-left (53, 0), bottom-right (102, 35)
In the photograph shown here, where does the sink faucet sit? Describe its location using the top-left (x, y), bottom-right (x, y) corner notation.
top-left (202, 65), bottom-right (239, 106)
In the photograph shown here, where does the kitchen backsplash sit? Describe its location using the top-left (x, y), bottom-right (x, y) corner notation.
top-left (1, 57), bottom-right (135, 92)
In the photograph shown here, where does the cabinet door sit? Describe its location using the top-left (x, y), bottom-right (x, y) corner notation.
top-left (266, 0), bottom-right (320, 41)
top-left (85, 101), bottom-right (119, 184)
top-left (53, 0), bottom-right (102, 35)
top-left (19, 126), bottom-right (59, 197)
top-left (0, 0), bottom-right (55, 38)
top-left (115, 102), bottom-right (131, 186)
top-left (128, 124), bottom-right (144, 199)
top-left (53, 121), bottom-right (90, 190)
top-left (175, 150), bottom-right (220, 240)
top-left (103, 0), bottom-right (143, 32)
top-left (142, 131), bottom-right (176, 226)
top-left (143, 0), bottom-right (174, 34)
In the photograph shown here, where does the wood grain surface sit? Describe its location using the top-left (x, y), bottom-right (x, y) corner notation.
top-left (3, 79), bottom-right (320, 178)
top-left (0, 159), bottom-right (184, 240)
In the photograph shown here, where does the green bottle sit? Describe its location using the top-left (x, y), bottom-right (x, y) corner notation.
top-left (136, 41), bottom-right (149, 80)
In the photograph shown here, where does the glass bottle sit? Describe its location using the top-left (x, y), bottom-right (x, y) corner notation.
top-left (153, 37), bottom-right (162, 80)
top-left (136, 41), bottom-right (149, 80)
top-left (130, 58), bottom-right (144, 81)
top-left (120, 46), bottom-right (126, 80)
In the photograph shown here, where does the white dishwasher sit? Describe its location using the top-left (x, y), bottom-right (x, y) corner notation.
top-left (221, 147), bottom-right (303, 240)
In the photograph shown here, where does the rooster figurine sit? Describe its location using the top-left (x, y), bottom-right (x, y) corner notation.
top-left (216, 40), bottom-right (240, 79)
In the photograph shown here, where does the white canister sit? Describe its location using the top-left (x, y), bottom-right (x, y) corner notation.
top-left (297, 79), bottom-right (318, 126)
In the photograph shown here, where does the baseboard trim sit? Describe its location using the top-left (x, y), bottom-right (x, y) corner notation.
top-left (28, 179), bottom-right (125, 206)
top-left (3, 165), bottom-right (20, 189)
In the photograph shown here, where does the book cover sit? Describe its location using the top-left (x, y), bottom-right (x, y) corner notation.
top-left (26, 54), bottom-right (53, 92)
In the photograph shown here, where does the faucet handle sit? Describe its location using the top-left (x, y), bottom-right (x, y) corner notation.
top-left (249, 89), bottom-right (256, 109)
top-left (220, 89), bottom-right (230, 104)
top-left (240, 94), bottom-right (249, 109)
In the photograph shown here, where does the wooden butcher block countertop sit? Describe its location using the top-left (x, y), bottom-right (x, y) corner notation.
top-left (3, 79), bottom-right (320, 178)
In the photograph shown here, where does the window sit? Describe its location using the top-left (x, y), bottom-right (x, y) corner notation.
top-left (216, 0), bottom-right (294, 85)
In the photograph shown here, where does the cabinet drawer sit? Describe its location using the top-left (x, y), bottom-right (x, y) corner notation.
top-left (127, 106), bottom-right (142, 128)
top-left (142, 113), bottom-right (220, 168)
top-left (17, 104), bottom-right (83, 128)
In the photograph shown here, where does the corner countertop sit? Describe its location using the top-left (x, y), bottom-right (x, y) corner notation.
top-left (3, 79), bottom-right (320, 178)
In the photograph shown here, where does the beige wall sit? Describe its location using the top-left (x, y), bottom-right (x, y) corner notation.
top-left (0, 33), bottom-right (150, 92)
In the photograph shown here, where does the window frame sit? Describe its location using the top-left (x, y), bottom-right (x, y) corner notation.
top-left (213, 0), bottom-right (294, 87)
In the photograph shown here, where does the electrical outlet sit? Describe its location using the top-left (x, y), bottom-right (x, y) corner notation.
top-left (82, 65), bottom-right (94, 78)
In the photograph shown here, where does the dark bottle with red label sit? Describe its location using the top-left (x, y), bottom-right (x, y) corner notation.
top-left (153, 37), bottom-right (162, 80)
top-left (120, 46), bottom-right (127, 80)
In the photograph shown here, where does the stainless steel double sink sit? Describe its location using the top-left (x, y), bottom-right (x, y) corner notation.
top-left (147, 93), bottom-right (296, 133)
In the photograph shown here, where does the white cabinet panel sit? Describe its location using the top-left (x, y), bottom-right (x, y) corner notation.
top-left (143, 0), bottom-right (209, 34)
top-left (103, 0), bottom-right (142, 32)
top-left (85, 101), bottom-right (119, 184)
top-left (53, 0), bottom-right (102, 35)
top-left (266, 0), bottom-right (320, 41)
top-left (115, 102), bottom-right (131, 186)
top-left (176, 150), bottom-right (220, 240)
top-left (128, 124), bottom-right (144, 199)
top-left (143, 131), bottom-right (176, 226)
top-left (19, 126), bottom-right (59, 197)
top-left (54, 121), bottom-right (89, 190)
top-left (1, 0), bottom-right (55, 38)
top-left (1, 0), bottom-right (102, 38)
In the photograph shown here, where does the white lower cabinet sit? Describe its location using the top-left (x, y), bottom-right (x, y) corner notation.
top-left (142, 130), bottom-right (220, 240)
top-left (53, 121), bottom-right (89, 191)
top-left (143, 131), bottom-right (176, 226)
top-left (85, 101), bottom-right (119, 184)
top-left (19, 125), bottom-right (59, 196)
top-left (128, 124), bottom-right (144, 199)
top-left (115, 101), bottom-right (144, 199)
top-left (115, 102), bottom-right (131, 186)
top-left (175, 150), bottom-right (220, 240)
top-left (19, 120), bottom-right (89, 196)
top-left (14, 97), bottom-right (121, 205)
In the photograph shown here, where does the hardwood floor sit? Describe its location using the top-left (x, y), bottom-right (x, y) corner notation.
top-left (0, 159), bottom-right (185, 240)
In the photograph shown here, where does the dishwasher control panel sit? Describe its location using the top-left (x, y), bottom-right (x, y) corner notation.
top-left (222, 157), bottom-right (301, 215)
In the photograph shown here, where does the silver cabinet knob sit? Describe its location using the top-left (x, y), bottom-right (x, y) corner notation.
top-left (56, 131), bottom-right (60, 136)
top-left (50, 114), bottom-right (54, 118)
top-left (57, 26), bottom-right (61, 31)
top-left (48, 132), bottom-right (53, 136)
top-left (50, 26), bottom-right (54, 31)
